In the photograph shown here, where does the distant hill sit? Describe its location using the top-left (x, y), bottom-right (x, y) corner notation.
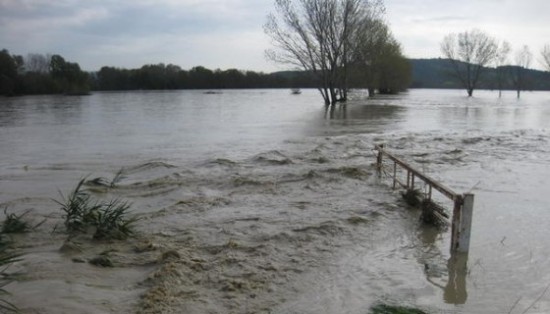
top-left (409, 58), bottom-right (550, 91)
top-left (272, 59), bottom-right (550, 91)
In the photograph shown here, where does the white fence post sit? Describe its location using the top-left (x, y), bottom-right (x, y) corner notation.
top-left (456, 193), bottom-right (474, 253)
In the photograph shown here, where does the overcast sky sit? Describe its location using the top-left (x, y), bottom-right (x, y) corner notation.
top-left (1, 0), bottom-right (549, 72)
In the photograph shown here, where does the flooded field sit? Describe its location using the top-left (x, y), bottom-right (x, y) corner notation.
top-left (1, 89), bottom-right (549, 313)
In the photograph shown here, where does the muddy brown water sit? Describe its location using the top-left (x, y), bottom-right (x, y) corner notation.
top-left (1, 89), bottom-right (549, 313)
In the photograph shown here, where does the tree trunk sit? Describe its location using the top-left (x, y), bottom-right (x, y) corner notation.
top-left (467, 88), bottom-right (473, 97)
top-left (368, 88), bottom-right (375, 97)
top-left (329, 87), bottom-right (337, 105)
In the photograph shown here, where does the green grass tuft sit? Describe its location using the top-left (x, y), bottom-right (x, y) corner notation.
top-left (54, 178), bottom-right (137, 240)
top-left (54, 178), bottom-right (102, 233)
top-left (1, 208), bottom-right (30, 234)
top-left (93, 199), bottom-right (137, 240)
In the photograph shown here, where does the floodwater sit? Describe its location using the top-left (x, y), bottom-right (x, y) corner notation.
top-left (1, 89), bottom-right (549, 313)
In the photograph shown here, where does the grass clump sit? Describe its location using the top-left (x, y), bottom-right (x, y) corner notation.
top-left (87, 168), bottom-right (125, 189)
top-left (1, 208), bottom-right (30, 234)
top-left (54, 179), bottom-right (102, 233)
top-left (370, 304), bottom-right (428, 314)
top-left (1, 207), bottom-right (45, 235)
top-left (94, 199), bottom-right (136, 240)
top-left (0, 244), bottom-right (20, 313)
top-left (54, 178), bottom-right (137, 240)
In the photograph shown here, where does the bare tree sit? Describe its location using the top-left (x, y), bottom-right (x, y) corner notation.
top-left (265, 0), bottom-right (383, 105)
top-left (542, 44), bottom-right (550, 71)
top-left (511, 45), bottom-right (532, 99)
top-left (24, 53), bottom-right (51, 73)
top-left (494, 41), bottom-right (510, 98)
top-left (440, 29), bottom-right (498, 97)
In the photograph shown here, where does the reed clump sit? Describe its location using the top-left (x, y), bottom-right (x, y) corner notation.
top-left (54, 178), bottom-right (137, 240)
top-left (0, 243), bottom-right (20, 313)
top-left (93, 199), bottom-right (137, 240)
top-left (1, 208), bottom-right (30, 234)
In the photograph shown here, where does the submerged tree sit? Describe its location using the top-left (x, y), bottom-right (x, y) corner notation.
top-left (542, 44), bottom-right (550, 71)
top-left (494, 41), bottom-right (511, 98)
top-left (265, 0), bottom-right (385, 105)
top-left (440, 29), bottom-right (498, 97)
top-left (351, 18), bottom-right (410, 96)
top-left (510, 45), bottom-right (532, 99)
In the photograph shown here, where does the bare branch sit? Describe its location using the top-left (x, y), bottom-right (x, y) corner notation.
top-left (264, 0), bottom-right (385, 104)
top-left (542, 44), bottom-right (550, 71)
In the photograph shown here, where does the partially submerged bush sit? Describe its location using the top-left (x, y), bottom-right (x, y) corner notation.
top-left (54, 178), bottom-right (137, 240)
top-left (402, 189), bottom-right (423, 207)
top-left (420, 199), bottom-right (449, 229)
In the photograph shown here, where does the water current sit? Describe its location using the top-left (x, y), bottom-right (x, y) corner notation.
top-left (1, 89), bottom-right (549, 313)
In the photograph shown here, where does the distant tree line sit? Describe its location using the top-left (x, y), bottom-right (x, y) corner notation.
top-left (0, 49), bottom-right (90, 96)
top-left (93, 65), bottom-right (319, 90)
top-left (5, 40), bottom-right (549, 99)
top-left (1, 47), bottom-right (409, 97)
top-left (0, 48), bottom-right (326, 97)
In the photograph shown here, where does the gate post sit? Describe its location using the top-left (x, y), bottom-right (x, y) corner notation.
top-left (457, 194), bottom-right (474, 253)
top-left (376, 145), bottom-right (384, 177)
top-left (451, 194), bottom-right (474, 253)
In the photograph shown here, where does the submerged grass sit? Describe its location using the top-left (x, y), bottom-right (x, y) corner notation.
top-left (54, 178), bottom-right (101, 233)
top-left (0, 243), bottom-right (20, 313)
top-left (1, 208), bottom-right (30, 234)
top-left (370, 304), bottom-right (428, 314)
top-left (86, 167), bottom-right (125, 189)
top-left (54, 178), bottom-right (137, 240)
top-left (1, 207), bottom-right (45, 235)
top-left (94, 199), bottom-right (136, 240)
